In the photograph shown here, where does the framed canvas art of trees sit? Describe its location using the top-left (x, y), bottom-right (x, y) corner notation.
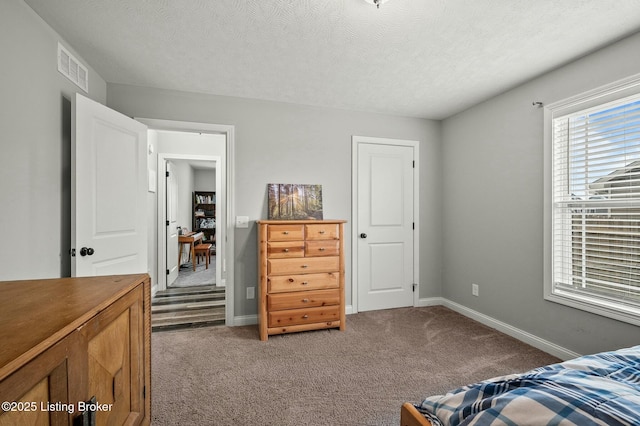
top-left (267, 184), bottom-right (323, 220)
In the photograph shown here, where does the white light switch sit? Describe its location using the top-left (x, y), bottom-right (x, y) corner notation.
top-left (235, 216), bottom-right (249, 228)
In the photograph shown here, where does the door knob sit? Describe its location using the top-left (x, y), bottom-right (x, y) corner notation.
top-left (360, 233), bottom-right (367, 239)
top-left (80, 247), bottom-right (95, 256)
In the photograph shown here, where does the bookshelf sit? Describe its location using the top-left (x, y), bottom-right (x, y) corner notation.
top-left (193, 191), bottom-right (216, 245)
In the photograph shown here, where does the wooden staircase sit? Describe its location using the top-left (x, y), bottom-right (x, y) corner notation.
top-left (152, 285), bottom-right (225, 331)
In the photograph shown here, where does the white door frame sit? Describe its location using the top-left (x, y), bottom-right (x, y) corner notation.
top-left (165, 160), bottom-right (179, 287)
top-left (351, 135), bottom-right (420, 314)
top-left (157, 153), bottom-right (222, 291)
top-left (137, 118), bottom-right (236, 326)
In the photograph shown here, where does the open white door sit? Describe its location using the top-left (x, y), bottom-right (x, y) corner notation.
top-left (165, 161), bottom-right (179, 286)
top-left (72, 93), bottom-right (148, 277)
top-left (356, 140), bottom-right (415, 311)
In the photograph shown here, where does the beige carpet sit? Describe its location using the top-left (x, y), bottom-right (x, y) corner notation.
top-left (151, 306), bottom-right (560, 425)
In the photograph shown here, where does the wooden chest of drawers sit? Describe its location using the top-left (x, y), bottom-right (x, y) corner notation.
top-left (258, 220), bottom-right (346, 341)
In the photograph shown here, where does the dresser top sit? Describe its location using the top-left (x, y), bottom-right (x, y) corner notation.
top-left (257, 219), bottom-right (347, 224)
top-left (0, 274), bottom-right (148, 381)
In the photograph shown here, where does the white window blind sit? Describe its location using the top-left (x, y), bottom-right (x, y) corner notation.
top-left (552, 94), bottom-right (640, 318)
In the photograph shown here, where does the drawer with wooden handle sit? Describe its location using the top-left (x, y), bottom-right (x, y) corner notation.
top-left (268, 273), bottom-right (339, 293)
top-left (305, 240), bottom-right (339, 257)
top-left (268, 256), bottom-right (339, 275)
top-left (267, 241), bottom-right (304, 258)
top-left (267, 224), bottom-right (304, 241)
top-left (268, 305), bottom-right (340, 328)
top-left (267, 289), bottom-right (340, 311)
top-left (305, 223), bottom-right (339, 240)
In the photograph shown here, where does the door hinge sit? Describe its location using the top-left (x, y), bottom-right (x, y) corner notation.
top-left (412, 283), bottom-right (417, 292)
top-left (166, 269), bottom-right (170, 275)
top-left (69, 248), bottom-right (76, 257)
top-left (166, 220), bottom-right (170, 226)
top-left (412, 222), bottom-right (415, 230)
top-left (166, 171), bottom-right (170, 177)
top-left (412, 160), bottom-right (415, 168)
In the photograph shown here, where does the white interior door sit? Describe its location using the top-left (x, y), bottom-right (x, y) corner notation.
top-left (72, 93), bottom-right (148, 277)
top-left (166, 161), bottom-right (179, 286)
top-left (357, 141), bottom-right (415, 311)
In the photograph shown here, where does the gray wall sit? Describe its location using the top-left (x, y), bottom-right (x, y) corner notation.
top-left (195, 169), bottom-right (216, 192)
top-left (0, 0), bottom-right (107, 280)
top-left (107, 85), bottom-right (442, 316)
top-left (441, 31), bottom-right (640, 355)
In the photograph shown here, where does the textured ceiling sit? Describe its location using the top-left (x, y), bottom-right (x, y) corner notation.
top-left (24, 0), bottom-right (640, 119)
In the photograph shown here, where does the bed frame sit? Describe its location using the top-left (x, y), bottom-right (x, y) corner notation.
top-left (400, 403), bottom-right (433, 426)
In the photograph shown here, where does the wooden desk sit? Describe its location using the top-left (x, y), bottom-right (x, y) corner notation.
top-left (178, 231), bottom-right (203, 271)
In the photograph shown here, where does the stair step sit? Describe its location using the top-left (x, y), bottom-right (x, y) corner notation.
top-left (154, 286), bottom-right (224, 297)
top-left (152, 310), bottom-right (225, 330)
top-left (153, 308), bottom-right (224, 321)
top-left (152, 320), bottom-right (225, 332)
top-left (152, 293), bottom-right (224, 305)
top-left (152, 299), bottom-right (225, 313)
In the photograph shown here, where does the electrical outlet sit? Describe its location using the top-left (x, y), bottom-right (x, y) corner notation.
top-left (246, 286), bottom-right (255, 299)
top-left (472, 283), bottom-right (479, 297)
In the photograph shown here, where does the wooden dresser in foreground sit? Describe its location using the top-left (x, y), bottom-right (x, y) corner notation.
top-left (0, 274), bottom-right (151, 426)
top-left (258, 220), bottom-right (346, 341)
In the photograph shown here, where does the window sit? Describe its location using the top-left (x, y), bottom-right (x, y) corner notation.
top-left (545, 75), bottom-right (640, 325)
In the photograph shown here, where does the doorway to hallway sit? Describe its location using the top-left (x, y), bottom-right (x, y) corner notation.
top-left (135, 118), bottom-right (236, 330)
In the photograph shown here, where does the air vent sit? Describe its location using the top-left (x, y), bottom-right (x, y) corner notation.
top-left (57, 43), bottom-right (88, 93)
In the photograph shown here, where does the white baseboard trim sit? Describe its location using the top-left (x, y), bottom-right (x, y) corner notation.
top-left (431, 298), bottom-right (581, 361)
top-left (233, 314), bottom-right (257, 326)
top-left (416, 297), bottom-right (447, 307)
top-left (346, 305), bottom-right (354, 315)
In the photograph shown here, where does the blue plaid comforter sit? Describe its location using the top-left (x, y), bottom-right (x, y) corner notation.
top-left (416, 345), bottom-right (640, 425)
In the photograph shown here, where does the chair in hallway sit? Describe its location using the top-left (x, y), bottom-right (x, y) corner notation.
top-left (194, 243), bottom-right (213, 269)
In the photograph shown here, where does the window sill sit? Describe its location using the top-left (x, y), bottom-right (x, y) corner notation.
top-left (545, 290), bottom-right (640, 327)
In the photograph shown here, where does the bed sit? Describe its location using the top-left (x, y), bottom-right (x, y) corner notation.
top-left (401, 345), bottom-right (640, 426)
